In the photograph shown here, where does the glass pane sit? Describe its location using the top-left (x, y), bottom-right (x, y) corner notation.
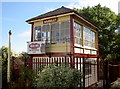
top-left (61, 22), bottom-right (70, 43)
top-left (74, 22), bottom-right (82, 45)
top-left (52, 23), bottom-right (59, 30)
top-left (34, 26), bottom-right (41, 41)
top-left (42, 25), bottom-right (50, 32)
top-left (35, 26), bottom-right (41, 31)
top-left (46, 32), bottom-right (50, 38)
top-left (84, 27), bottom-right (95, 48)
top-left (42, 32), bottom-right (46, 38)
top-left (37, 33), bottom-right (41, 38)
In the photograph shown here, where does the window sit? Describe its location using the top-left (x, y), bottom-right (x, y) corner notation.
top-left (74, 22), bottom-right (82, 45)
top-left (51, 23), bottom-right (59, 43)
top-left (42, 25), bottom-right (50, 43)
top-left (60, 22), bottom-right (70, 43)
top-left (34, 21), bottom-right (70, 44)
top-left (34, 25), bottom-right (50, 43)
top-left (84, 27), bottom-right (95, 48)
top-left (35, 26), bottom-right (41, 41)
top-left (51, 22), bottom-right (70, 43)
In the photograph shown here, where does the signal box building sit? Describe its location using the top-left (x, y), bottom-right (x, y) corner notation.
top-left (26, 6), bottom-right (99, 88)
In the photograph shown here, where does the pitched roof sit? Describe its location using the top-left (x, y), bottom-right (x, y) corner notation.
top-left (26, 6), bottom-right (101, 30)
top-left (26, 6), bottom-right (74, 22)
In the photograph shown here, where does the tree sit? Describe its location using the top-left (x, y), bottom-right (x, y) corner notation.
top-left (0, 46), bottom-right (8, 60)
top-left (0, 46), bottom-right (9, 89)
top-left (109, 29), bottom-right (120, 61)
top-left (74, 4), bottom-right (120, 60)
top-left (0, 46), bottom-right (13, 88)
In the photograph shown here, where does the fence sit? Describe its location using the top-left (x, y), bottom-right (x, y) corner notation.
top-left (98, 61), bottom-right (120, 89)
top-left (12, 56), bottom-right (99, 88)
top-left (12, 56), bottom-right (120, 89)
top-left (29, 56), bottom-right (98, 88)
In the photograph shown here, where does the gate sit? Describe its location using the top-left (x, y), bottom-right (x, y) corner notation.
top-left (31, 56), bottom-right (98, 88)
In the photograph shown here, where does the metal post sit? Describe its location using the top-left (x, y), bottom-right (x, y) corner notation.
top-left (7, 30), bottom-right (12, 83)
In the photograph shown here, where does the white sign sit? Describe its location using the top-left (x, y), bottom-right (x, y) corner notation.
top-left (27, 41), bottom-right (45, 54)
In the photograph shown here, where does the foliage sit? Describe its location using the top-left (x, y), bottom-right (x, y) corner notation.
top-left (18, 66), bottom-right (35, 88)
top-left (35, 64), bottom-right (83, 89)
top-left (110, 78), bottom-right (120, 89)
top-left (105, 29), bottom-right (120, 61)
top-left (10, 52), bottom-right (34, 89)
top-left (10, 66), bottom-right (35, 89)
top-left (18, 52), bottom-right (30, 67)
top-left (19, 52), bottom-right (30, 59)
top-left (0, 46), bottom-right (33, 88)
top-left (0, 46), bottom-right (8, 60)
top-left (74, 4), bottom-right (120, 60)
top-left (0, 46), bottom-right (9, 88)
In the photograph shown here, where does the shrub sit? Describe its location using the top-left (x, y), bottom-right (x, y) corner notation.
top-left (110, 78), bottom-right (120, 89)
top-left (10, 66), bottom-right (35, 89)
top-left (34, 64), bottom-right (83, 89)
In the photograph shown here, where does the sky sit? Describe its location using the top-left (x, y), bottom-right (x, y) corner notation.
top-left (1, 0), bottom-right (120, 54)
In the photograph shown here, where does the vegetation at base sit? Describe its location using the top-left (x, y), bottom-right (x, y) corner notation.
top-left (10, 66), bottom-right (35, 89)
top-left (110, 78), bottom-right (120, 89)
top-left (0, 46), bottom-right (35, 89)
top-left (34, 64), bottom-right (83, 89)
top-left (74, 4), bottom-right (120, 61)
top-left (0, 46), bottom-right (11, 89)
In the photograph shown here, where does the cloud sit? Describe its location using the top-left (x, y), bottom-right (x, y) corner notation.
top-left (65, 2), bottom-right (83, 9)
top-left (18, 29), bottom-right (31, 37)
top-left (79, 0), bottom-right (118, 13)
top-left (44, 8), bottom-right (55, 13)
top-left (66, 0), bottom-right (119, 14)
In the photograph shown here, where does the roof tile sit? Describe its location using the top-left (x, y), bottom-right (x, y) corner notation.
top-left (26, 6), bottom-right (74, 22)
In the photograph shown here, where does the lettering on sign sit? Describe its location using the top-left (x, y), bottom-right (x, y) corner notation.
top-left (29, 43), bottom-right (40, 49)
top-left (43, 18), bottom-right (58, 24)
top-left (27, 42), bottom-right (45, 54)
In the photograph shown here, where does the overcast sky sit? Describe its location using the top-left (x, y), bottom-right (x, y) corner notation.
top-left (1, 0), bottom-right (120, 54)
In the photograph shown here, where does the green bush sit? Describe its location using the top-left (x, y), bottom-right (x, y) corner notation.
top-left (110, 78), bottom-right (120, 89)
top-left (34, 64), bottom-right (83, 89)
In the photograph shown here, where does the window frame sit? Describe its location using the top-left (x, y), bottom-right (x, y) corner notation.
top-left (34, 21), bottom-right (70, 44)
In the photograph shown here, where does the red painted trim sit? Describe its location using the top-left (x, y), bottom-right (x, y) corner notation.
top-left (30, 52), bottom-right (99, 58)
top-left (70, 15), bottom-right (75, 68)
top-left (70, 15), bottom-right (74, 54)
top-left (74, 53), bottom-right (99, 58)
top-left (85, 81), bottom-right (99, 88)
top-left (96, 49), bottom-right (100, 81)
top-left (46, 52), bottom-right (70, 56)
top-left (29, 52), bottom-right (71, 57)
top-left (97, 57), bottom-right (100, 81)
top-left (29, 56), bottom-right (33, 69)
top-left (31, 23), bottom-right (34, 42)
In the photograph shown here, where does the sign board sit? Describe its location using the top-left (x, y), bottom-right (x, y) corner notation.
top-left (27, 41), bottom-right (45, 54)
top-left (43, 18), bottom-right (58, 24)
